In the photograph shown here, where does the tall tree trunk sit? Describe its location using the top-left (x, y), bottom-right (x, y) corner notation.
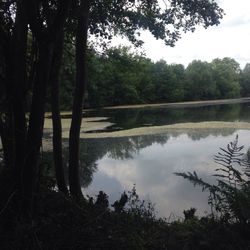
top-left (50, 32), bottom-right (68, 195)
top-left (68, 0), bottom-right (89, 198)
top-left (22, 0), bottom-right (70, 217)
top-left (0, 29), bottom-right (13, 171)
top-left (4, 0), bottom-right (28, 186)
top-left (22, 43), bottom-right (53, 216)
top-left (11, 0), bottom-right (28, 186)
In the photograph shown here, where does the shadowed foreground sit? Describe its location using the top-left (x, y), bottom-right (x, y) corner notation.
top-left (0, 177), bottom-right (249, 250)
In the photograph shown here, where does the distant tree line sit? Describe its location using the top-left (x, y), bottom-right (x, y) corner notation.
top-left (58, 45), bottom-right (250, 109)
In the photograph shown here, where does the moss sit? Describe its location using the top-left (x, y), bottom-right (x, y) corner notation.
top-left (61, 121), bottom-right (250, 139)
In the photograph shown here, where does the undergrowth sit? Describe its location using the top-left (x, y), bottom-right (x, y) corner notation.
top-left (0, 136), bottom-right (250, 249)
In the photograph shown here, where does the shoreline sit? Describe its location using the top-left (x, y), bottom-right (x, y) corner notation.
top-left (44, 98), bottom-right (250, 117)
top-left (100, 97), bottom-right (250, 110)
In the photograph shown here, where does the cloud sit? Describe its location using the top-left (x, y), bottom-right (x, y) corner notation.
top-left (111, 0), bottom-right (250, 68)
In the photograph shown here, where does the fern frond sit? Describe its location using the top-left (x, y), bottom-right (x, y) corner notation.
top-left (175, 135), bottom-right (250, 222)
top-left (174, 171), bottom-right (215, 192)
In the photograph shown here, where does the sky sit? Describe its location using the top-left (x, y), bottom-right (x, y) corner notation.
top-left (112, 0), bottom-right (250, 69)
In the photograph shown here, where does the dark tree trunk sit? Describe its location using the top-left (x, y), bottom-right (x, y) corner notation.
top-left (0, 113), bottom-right (14, 170)
top-left (21, 0), bottom-right (71, 216)
top-left (0, 117), bottom-right (9, 167)
top-left (22, 43), bottom-right (53, 216)
top-left (4, 0), bottom-right (28, 185)
top-left (27, 36), bottom-right (38, 97)
top-left (68, 0), bottom-right (89, 198)
top-left (11, 0), bottom-right (28, 186)
top-left (50, 32), bottom-right (68, 195)
top-left (2, 49), bottom-right (15, 171)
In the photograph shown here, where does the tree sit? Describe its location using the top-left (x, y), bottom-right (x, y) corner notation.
top-left (150, 61), bottom-right (185, 103)
top-left (185, 60), bottom-right (217, 100)
top-left (151, 60), bottom-right (172, 102)
top-left (1, 0), bottom-right (70, 215)
top-left (86, 48), bottom-right (186, 106)
top-left (49, 31), bottom-right (69, 195)
top-left (135, 57), bottom-right (155, 103)
top-left (240, 63), bottom-right (250, 97)
top-left (68, 0), bottom-right (90, 198)
top-left (0, 0), bottom-right (224, 215)
top-left (168, 64), bottom-right (185, 102)
top-left (211, 58), bottom-right (241, 99)
top-left (87, 46), bottom-right (153, 107)
top-left (68, 0), bottom-right (224, 199)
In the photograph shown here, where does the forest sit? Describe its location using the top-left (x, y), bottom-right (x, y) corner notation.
top-left (59, 45), bottom-right (250, 109)
top-left (1, 0), bottom-right (250, 249)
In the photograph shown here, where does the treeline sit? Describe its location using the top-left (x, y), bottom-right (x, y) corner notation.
top-left (59, 46), bottom-right (250, 109)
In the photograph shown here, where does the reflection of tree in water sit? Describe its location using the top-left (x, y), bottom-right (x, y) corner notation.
top-left (81, 134), bottom-right (170, 162)
top-left (79, 161), bottom-right (97, 188)
top-left (80, 127), bottom-right (238, 166)
top-left (108, 135), bottom-right (170, 159)
top-left (42, 126), bottom-right (239, 188)
top-left (185, 128), bottom-right (237, 141)
top-left (60, 143), bottom-right (98, 188)
top-left (41, 135), bottom-right (171, 189)
top-left (81, 127), bottom-right (239, 164)
top-left (89, 102), bottom-right (249, 132)
top-left (40, 144), bottom-right (98, 188)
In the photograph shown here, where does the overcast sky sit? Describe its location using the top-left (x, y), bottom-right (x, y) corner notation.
top-left (112, 0), bottom-right (250, 68)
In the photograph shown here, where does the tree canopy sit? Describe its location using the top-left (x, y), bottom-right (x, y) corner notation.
top-left (58, 46), bottom-right (245, 109)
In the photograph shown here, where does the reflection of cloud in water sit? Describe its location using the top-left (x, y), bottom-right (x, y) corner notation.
top-left (84, 171), bottom-right (124, 204)
top-left (84, 129), bottom-right (250, 218)
top-left (98, 159), bottom-right (139, 188)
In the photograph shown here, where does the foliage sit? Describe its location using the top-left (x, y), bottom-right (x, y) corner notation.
top-left (1, 180), bottom-right (250, 249)
top-left (59, 45), bottom-right (244, 110)
top-left (185, 60), bottom-right (217, 100)
top-left (125, 185), bottom-right (156, 220)
top-left (87, 46), bottom-right (145, 107)
top-left (240, 63), bottom-right (250, 97)
top-left (87, 0), bottom-right (224, 47)
top-left (211, 58), bottom-right (241, 98)
top-left (175, 135), bottom-right (250, 224)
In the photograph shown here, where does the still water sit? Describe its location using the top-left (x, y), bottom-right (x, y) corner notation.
top-left (80, 130), bottom-right (250, 218)
top-left (84, 101), bottom-right (250, 132)
top-left (53, 102), bottom-right (250, 218)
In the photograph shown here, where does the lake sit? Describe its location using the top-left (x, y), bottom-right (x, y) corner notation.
top-left (44, 100), bottom-right (250, 218)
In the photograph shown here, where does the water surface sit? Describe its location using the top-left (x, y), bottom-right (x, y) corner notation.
top-left (44, 102), bottom-right (250, 218)
top-left (80, 129), bottom-right (250, 218)
top-left (84, 102), bottom-right (250, 132)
